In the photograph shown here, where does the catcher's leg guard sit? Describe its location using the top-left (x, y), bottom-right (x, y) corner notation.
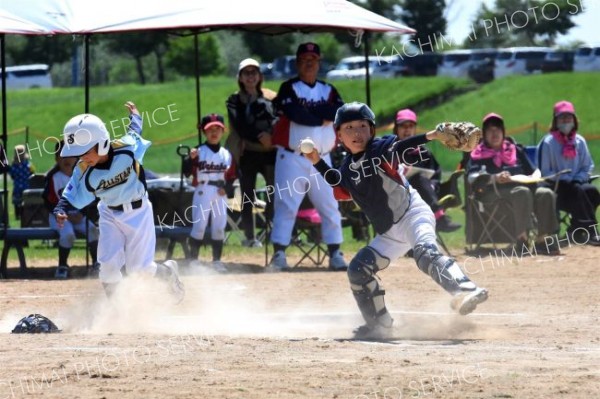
top-left (413, 243), bottom-right (476, 294)
top-left (348, 247), bottom-right (393, 328)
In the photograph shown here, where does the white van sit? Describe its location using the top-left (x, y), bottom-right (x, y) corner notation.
top-left (573, 46), bottom-right (600, 72)
top-left (326, 56), bottom-right (398, 80)
top-left (1, 64), bottom-right (53, 90)
top-left (437, 49), bottom-right (473, 78)
top-left (494, 47), bottom-right (551, 79)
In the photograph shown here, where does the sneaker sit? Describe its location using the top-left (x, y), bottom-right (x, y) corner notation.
top-left (328, 250), bottom-right (348, 271)
top-left (268, 250), bottom-right (290, 271)
top-left (88, 262), bottom-right (101, 277)
top-left (352, 323), bottom-right (393, 340)
top-left (451, 287), bottom-right (489, 315)
top-left (212, 261), bottom-right (227, 273)
top-left (435, 215), bottom-right (461, 233)
top-left (534, 241), bottom-right (561, 256)
top-left (242, 239), bottom-right (263, 248)
top-left (586, 235), bottom-right (600, 247)
top-left (513, 238), bottom-right (533, 256)
top-left (54, 265), bottom-right (69, 279)
top-left (162, 260), bottom-right (185, 304)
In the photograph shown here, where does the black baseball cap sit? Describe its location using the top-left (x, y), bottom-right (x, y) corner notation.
top-left (200, 114), bottom-right (225, 131)
top-left (296, 42), bottom-right (321, 58)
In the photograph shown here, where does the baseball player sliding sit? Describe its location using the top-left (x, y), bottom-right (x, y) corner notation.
top-left (53, 101), bottom-right (184, 303)
top-left (304, 102), bottom-right (487, 339)
top-left (270, 42), bottom-right (347, 271)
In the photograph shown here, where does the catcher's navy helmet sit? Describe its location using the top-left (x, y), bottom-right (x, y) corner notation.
top-left (334, 102), bottom-right (376, 130)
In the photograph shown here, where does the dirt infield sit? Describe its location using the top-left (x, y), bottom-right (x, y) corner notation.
top-left (1, 245), bottom-right (599, 399)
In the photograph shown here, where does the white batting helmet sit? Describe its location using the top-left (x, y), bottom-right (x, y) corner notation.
top-left (61, 114), bottom-right (110, 157)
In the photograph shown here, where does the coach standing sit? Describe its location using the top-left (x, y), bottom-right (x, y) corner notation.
top-left (269, 42), bottom-right (348, 271)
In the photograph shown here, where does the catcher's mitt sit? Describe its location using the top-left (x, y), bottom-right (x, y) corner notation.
top-left (11, 314), bottom-right (61, 334)
top-left (436, 122), bottom-right (482, 152)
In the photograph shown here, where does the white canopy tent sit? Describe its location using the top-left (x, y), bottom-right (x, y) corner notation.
top-left (0, 0), bottom-right (414, 227)
top-left (2, 0), bottom-right (413, 35)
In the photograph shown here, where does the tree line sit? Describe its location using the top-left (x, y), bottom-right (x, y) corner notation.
top-left (3, 0), bottom-right (583, 86)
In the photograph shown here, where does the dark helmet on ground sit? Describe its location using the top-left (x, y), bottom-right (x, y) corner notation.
top-left (334, 102), bottom-right (376, 130)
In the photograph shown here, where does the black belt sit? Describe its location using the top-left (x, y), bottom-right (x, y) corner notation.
top-left (108, 199), bottom-right (143, 211)
top-left (283, 147), bottom-right (327, 156)
top-left (199, 180), bottom-right (225, 188)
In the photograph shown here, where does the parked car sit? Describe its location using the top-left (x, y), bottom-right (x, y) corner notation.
top-left (0, 64), bottom-right (52, 90)
top-left (465, 49), bottom-right (498, 83)
top-left (494, 47), bottom-right (551, 79)
top-left (573, 45), bottom-right (600, 72)
top-left (326, 55), bottom-right (398, 81)
top-left (396, 53), bottom-right (441, 76)
top-left (437, 49), bottom-right (474, 78)
top-left (541, 50), bottom-right (574, 73)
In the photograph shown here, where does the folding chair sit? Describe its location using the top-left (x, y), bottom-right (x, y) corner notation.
top-left (463, 170), bottom-right (518, 254)
top-left (288, 197), bottom-right (328, 268)
top-left (435, 169), bottom-right (465, 255)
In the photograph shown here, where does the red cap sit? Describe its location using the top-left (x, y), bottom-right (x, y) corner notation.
top-left (201, 114), bottom-right (225, 131)
top-left (395, 109), bottom-right (417, 124)
top-left (554, 100), bottom-right (575, 116)
top-left (296, 42), bottom-right (321, 58)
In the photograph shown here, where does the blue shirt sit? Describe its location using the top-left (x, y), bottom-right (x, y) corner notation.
top-left (538, 132), bottom-right (594, 182)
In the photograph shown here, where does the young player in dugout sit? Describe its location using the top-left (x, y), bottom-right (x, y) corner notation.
top-left (183, 114), bottom-right (236, 272)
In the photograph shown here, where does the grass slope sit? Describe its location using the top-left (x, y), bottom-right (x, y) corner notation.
top-left (4, 76), bottom-right (468, 173)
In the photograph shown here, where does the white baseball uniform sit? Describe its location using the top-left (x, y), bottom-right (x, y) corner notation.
top-left (55, 113), bottom-right (157, 284)
top-left (188, 143), bottom-right (233, 241)
top-left (271, 77), bottom-right (345, 246)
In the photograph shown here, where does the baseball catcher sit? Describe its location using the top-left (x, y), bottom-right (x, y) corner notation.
top-left (436, 122), bottom-right (482, 152)
top-left (303, 102), bottom-right (488, 340)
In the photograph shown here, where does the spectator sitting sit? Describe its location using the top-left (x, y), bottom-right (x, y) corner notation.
top-left (538, 100), bottom-right (600, 246)
top-left (43, 140), bottom-right (100, 279)
top-left (9, 144), bottom-right (34, 220)
top-left (394, 108), bottom-right (460, 233)
top-left (466, 113), bottom-right (560, 255)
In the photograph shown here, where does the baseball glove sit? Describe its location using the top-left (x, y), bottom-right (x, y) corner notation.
top-left (436, 122), bottom-right (482, 152)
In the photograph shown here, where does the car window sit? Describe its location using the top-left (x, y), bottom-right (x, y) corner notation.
top-left (594, 48), bottom-right (600, 56)
top-left (516, 51), bottom-right (547, 60)
top-left (444, 54), bottom-right (470, 62)
top-left (497, 52), bottom-right (513, 60)
top-left (471, 52), bottom-right (496, 61)
top-left (576, 48), bottom-right (592, 56)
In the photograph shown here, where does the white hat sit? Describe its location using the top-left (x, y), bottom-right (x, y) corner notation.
top-left (238, 58), bottom-right (260, 75)
top-left (61, 114), bottom-right (110, 157)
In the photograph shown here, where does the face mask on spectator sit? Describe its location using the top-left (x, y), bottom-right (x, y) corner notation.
top-left (557, 122), bottom-right (574, 134)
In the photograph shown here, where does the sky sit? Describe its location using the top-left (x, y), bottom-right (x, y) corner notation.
top-left (443, 0), bottom-right (599, 46)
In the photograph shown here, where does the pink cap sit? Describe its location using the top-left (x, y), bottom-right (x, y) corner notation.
top-left (554, 100), bottom-right (575, 116)
top-left (395, 109), bottom-right (417, 124)
top-left (482, 112), bottom-right (503, 124)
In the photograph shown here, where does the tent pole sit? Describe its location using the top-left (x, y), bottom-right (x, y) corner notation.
top-left (84, 35), bottom-right (90, 114)
top-left (363, 32), bottom-right (371, 107)
top-left (1, 33), bottom-right (8, 228)
top-left (194, 32), bottom-right (201, 143)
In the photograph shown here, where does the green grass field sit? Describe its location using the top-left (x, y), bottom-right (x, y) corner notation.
top-left (3, 72), bottom-right (600, 262)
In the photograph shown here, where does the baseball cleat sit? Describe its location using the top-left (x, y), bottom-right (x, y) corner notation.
top-left (212, 261), bottom-right (227, 273)
top-left (162, 260), bottom-right (185, 304)
top-left (54, 265), bottom-right (69, 280)
top-left (268, 250), bottom-right (291, 272)
top-left (328, 250), bottom-right (348, 271)
top-left (352, 323), bottom-right (393, 341)
top-left (451, 287), bottom-right (488, 315)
